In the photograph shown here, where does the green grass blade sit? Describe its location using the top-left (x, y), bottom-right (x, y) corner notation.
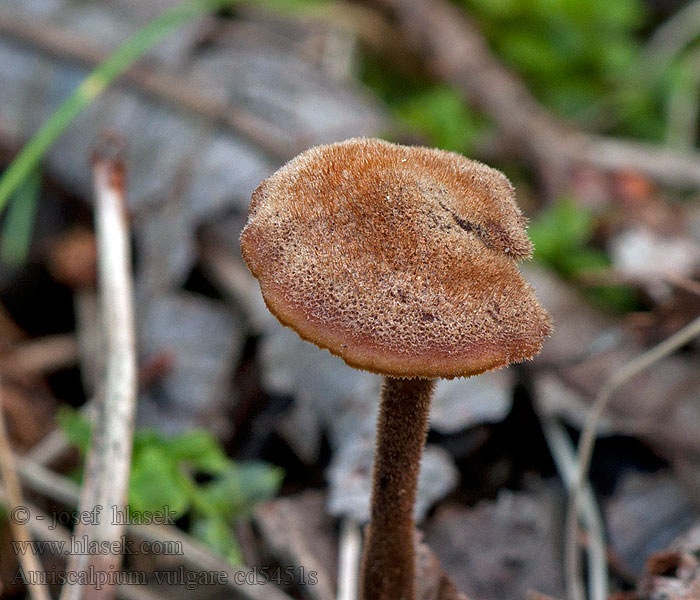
top-left (0, 0), bottom-right (236, 214)
top-left (0, 168), bottom-right (41, 266)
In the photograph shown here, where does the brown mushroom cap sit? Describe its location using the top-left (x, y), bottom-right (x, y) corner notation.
top-left (241, 137), bottom-right (551, 378)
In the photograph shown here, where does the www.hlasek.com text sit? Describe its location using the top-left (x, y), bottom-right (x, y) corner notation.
top-left (12, 535), bottom-right (183, 557)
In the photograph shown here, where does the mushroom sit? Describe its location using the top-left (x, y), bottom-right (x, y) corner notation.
top-left (241, 137), bottom-right (551, 600)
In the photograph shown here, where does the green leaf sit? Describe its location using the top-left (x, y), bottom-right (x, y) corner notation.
top-left (541, 77), bottom-right (601, 117)
top-left (0, 168), bottom-right (41, 266)
top-left (56, 407), bottom-right (92, 453)
top-left (190, 515), bottom-right (243, 565)
top-left (128, 446), bottom-right (192, 517)
top-left (236, 462), bottom-right (285, 508)
top-left (163, 429), bottom-right (230, 475)
top-left (132, 429), bottom-right (167, 455)
top-left (529, 199), bottom-right (641, 312)
top-left (454, 0), bottom-right (653, 131)
top-left (529, 198), bottom-right (604, 278)
top-left (499, 29), bottom-right (570, 79)
top-left (194, 462), bottom-right (284, 519)
top-left (394, 86), bottom-right (486, 153)
top-left (529, 198), bottom-right (598, 277)
top-left (59, 408), bottom-right (283, 561)
top-left (560, 247), bottom-right (610, 275)
top-left (586, 285), bottom-right (640, 312)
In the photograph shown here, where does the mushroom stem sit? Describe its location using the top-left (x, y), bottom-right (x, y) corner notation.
top-left (360, 376), bottom-right (436, 600)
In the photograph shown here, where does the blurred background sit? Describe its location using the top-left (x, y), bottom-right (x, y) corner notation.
top-left (0, 0), bottom-right (699, 598)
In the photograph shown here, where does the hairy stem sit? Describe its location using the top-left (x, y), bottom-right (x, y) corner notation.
top-left (360, 377), bottom-right (435, 600)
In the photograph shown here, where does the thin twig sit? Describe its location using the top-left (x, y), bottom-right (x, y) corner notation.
top-left (60, 140), bottom-right (138, 600)
top-left (664, 273), bottom-right (700, 297)
top-left (134, 524), bottom-right (294, 600)
top-left (25, 428), bottom-right (73, 468)
top-left (539, 415), bottom-right (607, 600)
top-left (0, 382), bottom-right (51, 600)
top-left (0, 0), bottom-right (249, 212)
top-left (15, 454), bottom-right (83, 505)
top-left (645, 0), bottom-right (700, 71)
top-left (0, 490), bottom-right (71, 554)
top-left (337, 518), bottom-right (361, 600)
top-left (583, 137), bottom-right (700, 190)
top-left (565, 315), bottom-right (700, 600)
top-left (74, 290), bottom-right (101, 398)
top-left (665, 48), bottom-right (700, 149)
top-left (12, 335), bottom-right (79, 376)
top-left (26, 400), bottom-right (96, 468)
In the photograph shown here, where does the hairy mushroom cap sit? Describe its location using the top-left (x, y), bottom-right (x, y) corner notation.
top-left (241, 137), bottom-right (551, 379)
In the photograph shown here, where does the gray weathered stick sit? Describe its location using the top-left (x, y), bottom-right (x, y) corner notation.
top-left (59, 140), bottom-right (137, 600)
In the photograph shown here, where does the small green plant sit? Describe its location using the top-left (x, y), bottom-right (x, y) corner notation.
top-left (529, 199), bottom-right (608, 278)
top-left (456, 0), bottom-right (661, 139)
top-left (394, 86), bottom-right (488, 154)
top-left (361, 0), bottom-right (686, 148)
top-left (58, 408), bottom-right (283, 564)
top-left (360, 57), bottom-right (490, 155)
top-left (529, 199), bottom-right (640, 312)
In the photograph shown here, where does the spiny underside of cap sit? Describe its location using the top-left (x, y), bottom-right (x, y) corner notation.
top-left (241, 137), bottom-right (552, 378)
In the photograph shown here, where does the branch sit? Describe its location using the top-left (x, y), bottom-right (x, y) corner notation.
top-left (374, 0), bottom-right (700, 190)
top-left (586, 136), bottom-right (700, 188)
top-left (60, 139), bottom-right (138, 600)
